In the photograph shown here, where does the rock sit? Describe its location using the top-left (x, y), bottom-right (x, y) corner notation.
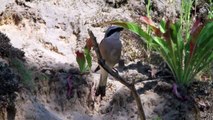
top-left (0, 62), bottom-right (19, 95)
top-left (0, 0), bottom-right (14, 13)
top-left (105, 0), bottom-right (128, 8)
top-left (0, 32), bottom-right (25, 59)
top-left (0, 61), bottom-right (20, 120)
top-left (73, 112), bottom-right (92, 120)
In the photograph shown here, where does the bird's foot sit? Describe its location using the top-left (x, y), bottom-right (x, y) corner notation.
top-left (95, 86), bottom-right (106, 98)
top-left (66, 75), bottom-right (73, 99)
top-left (172, 83), bottom-right (189, 101)
top-left (112, 67), bottom-right (118, 74)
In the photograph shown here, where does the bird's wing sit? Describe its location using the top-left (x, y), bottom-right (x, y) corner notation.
top-left (99, 37), bottom-right (121, 66)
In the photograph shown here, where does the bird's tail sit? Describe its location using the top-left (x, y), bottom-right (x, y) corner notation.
top-left (95, 67), bottom-right (108, 97)
top-left (94, 66), bottom-right (100, 72)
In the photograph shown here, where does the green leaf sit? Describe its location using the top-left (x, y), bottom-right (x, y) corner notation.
top-left (152, 37), bottom-right (170, 54)
top-left (84, 47), bottom-right (92, 68)
top-left (110, 21), bottom-right (151, 41)
top-left (76, 51), bottom-right (87, 72)
top-left (159, 19), bottom-right (166, 33)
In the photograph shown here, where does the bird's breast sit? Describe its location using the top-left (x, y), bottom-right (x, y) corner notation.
top-left (101, 40), bottom-right (121, 65)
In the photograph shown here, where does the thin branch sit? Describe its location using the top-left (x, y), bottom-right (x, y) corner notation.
top-left (88, 29), bottom-right (146, 120)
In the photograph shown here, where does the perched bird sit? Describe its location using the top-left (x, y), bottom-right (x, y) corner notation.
top-left (95, 26), bottom-right (123, 97)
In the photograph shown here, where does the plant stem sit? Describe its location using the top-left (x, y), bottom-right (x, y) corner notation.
top-left (146, 0), bottom-right (152, 60)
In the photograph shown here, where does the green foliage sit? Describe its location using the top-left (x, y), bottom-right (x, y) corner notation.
top-left (146, 0), bottom-right (151, 18)
top-left (208, 1), bottom-right (213, 19)
top-left (37, 72), bottom-right (49, 81)
top-left (10, 58), bottom-right (33, 86)
top-left (111, 18), bottom-right (213, 86)
top-left (145, 0), bottom-right (153, 59)
top-left (154, 116), bottom-right (162, 120)
top-left (84, 47), bottom-right (92, 68)
top-left (180, 0), bottom-right (194, 40)
top-left (76, 39), bottom-right (93, 73)
top-left (76, 50), bottom-right (90, 73)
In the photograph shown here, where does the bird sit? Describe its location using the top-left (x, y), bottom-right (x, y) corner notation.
top-left (95, 26), bottom-right (123, 97)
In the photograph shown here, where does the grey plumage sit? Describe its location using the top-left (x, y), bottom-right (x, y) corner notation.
top-left (95, 26), bottom-right (123, 97)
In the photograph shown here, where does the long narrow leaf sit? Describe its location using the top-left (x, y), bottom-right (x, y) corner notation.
top-left (110, 21), bottom-right (151, 41)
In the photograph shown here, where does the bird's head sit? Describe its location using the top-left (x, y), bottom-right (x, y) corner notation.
top-left (104, 26), bottom-right (124, 38)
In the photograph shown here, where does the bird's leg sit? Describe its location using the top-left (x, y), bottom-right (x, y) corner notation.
top-left (66, 75), bottom-right (73, 98)
top-left (96, 59), bottom-right (106, 97)
top-left (95, 67), bottom-right (117, 97)
top-left (95, 72), bottom-right (107, 97)
top-left (96, 62), bottom-right (109, 98)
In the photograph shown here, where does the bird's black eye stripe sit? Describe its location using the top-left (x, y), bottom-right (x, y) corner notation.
top-left (105, 27), bottom-right (123, 37)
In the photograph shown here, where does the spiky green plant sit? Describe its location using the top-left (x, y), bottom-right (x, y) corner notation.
top-left (10, 58), bottom-right (33, 86)
top-left (111, 18), bottom-right (213, 86)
